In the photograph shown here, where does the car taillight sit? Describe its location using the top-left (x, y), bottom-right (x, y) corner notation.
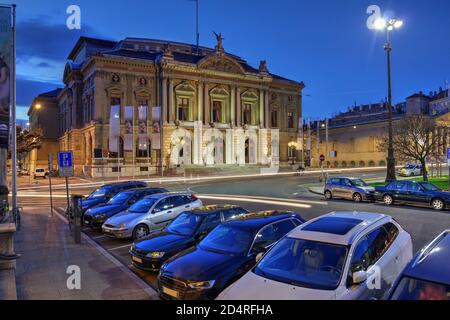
top-left (191, 194), bottom-right (198, 200)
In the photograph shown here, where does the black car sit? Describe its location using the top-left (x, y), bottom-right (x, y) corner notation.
top-left (83, 187), bottom-right (168, 228)
top-left (80, 181), bottom-right (147, 213)
top-left (157, 211), bottom-right (305, 300)
top-left (375, 180), bottom-right (450, 211)
top-left (130, 205), bottom-right (250, 271)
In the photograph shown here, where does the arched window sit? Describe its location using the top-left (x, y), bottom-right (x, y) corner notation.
top-left (359, 161), bottom-right (365, 167)
top-left (342, 161), bottom-right (347, 168)
top-left (350, 161), bottom-right (356, 168)
top-left (379, 160), bottom-right (386, 167)
top-left (369, 160), bottom-right (375, 167)
top-left (109, 137), bottom-right (124, 158)
top-left (334, 161), bottom-right (339, 168)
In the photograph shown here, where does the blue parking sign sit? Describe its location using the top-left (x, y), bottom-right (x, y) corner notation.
top-left (448, 148), bottom-right (450, 160)
top-left (58, 151), bottom-right (74, 177)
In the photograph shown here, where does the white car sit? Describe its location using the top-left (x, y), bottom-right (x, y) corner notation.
top-left (33, 168), bottom-right (48, 179)
top-left (102, 192), bottom-right (202, 240)
top-left (217, 212), bottom-right (413, 300)
top-left (398, 164), bottom-right (423, 177)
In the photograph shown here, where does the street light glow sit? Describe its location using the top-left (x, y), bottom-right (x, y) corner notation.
top-left (394, 20), bottom-right (404, 29)
top-left (35, 103), bottom-right (42, 110)
top-left (374, 18), bottom-right (386, 30)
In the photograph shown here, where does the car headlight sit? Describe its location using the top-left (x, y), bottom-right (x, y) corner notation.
top-left (188, 280), bottom-right (216, 289)
top-left (146, 252), bottom-right (165, 259)
top-left (118, 223), bottom-right (127, 230)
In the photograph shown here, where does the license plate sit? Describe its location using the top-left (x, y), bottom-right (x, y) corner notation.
top-left (162, 287), bottom-right (179, 299)
top-left (132, 256), bottom-right (142, 264)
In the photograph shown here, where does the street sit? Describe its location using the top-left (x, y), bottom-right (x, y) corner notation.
top-left (15, 168), bottom-right (450, 292)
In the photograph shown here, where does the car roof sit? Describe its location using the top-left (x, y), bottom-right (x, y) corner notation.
top-left (101, 181), bottom-right (147, 188)
top-left (403, 231), bottom-right (450, 285)
top-left (143, 191), bottom-right (193, 200)
top-left (120, 187), bottom-right (167, 194)
top-left (222, 211), bottom-right (303, 232)
top-left (287, 212), bottom-right (388, 246)
top-left (188, 204), bottom-right (243, 215)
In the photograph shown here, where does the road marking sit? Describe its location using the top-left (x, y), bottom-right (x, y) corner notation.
top-left (109, 244), bottom-right (133, 251)
top-left (196, 194), bottom-right (326, 208)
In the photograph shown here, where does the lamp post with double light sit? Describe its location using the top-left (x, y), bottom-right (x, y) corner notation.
top-left (374, 17), bottom-right (403, 182)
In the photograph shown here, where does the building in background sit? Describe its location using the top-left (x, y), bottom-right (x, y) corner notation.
top-left (309, 87), bottom-right (450, 168)
top-left (52, 36), bottom-right (304, 177)
top-left (26, 89), bottom-right (62, 175)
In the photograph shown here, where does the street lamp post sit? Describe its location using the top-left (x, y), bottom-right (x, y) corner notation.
top-left (375, 18), bottom-right (403, 182)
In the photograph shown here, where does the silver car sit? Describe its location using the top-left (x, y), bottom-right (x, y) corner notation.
top-left (324, 177), bottom-right (375, 202)
top-left (102, 192), bottom-right (203, 240)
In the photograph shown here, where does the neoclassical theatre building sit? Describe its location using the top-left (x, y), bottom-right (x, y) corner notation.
top-left (54, 36), bottom-right (304, 177)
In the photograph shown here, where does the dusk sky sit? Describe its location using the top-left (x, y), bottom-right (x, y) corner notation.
top-left (11, 0), bottom-right (450, 120)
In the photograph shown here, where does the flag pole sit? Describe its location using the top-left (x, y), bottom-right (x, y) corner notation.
top-left (11, 4), bottom-right (17, 212)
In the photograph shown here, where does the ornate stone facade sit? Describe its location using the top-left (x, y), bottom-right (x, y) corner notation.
top-left (58, 37), bottom-right (304, 177)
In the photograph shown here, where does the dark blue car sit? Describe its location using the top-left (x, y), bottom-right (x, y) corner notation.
top-left (388, 230), bottom-right (450, 300)
top-left (375, 180), bottom-right (450, 211)
top-left (157, 211), bottom-right (305, 300)
top-left (80, 181), bottom-right (147, 213)
top-left (83, 187), bottom-right (168, 228)
top-left (130, 205), bottom-right (250, 271)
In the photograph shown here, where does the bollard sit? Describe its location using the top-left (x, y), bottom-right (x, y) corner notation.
top-left (71, 195), bottom-right (84, 244)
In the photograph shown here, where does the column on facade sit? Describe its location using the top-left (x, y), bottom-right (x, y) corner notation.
top-left (259, 90), bottom-right (264, 128)
top-left (168, 79), bottom-right (175, 123)
top-left (264, 90), bottom-right (270, 128)
top-left (197, 81), bottom-right (204, 122)
top-left (162, 77), bottom-right (168, 124)
top-left (204, 82), bottom-right (210, 125)
top-left (230, 86), bottom-right (236, 126)
top-left (236, 87), bottom-right (241, 127)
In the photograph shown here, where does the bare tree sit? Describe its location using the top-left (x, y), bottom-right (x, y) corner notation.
top-left (378, 114), bottom-right (441, 181)
top-left (8, 126), bottom-right (43, 164)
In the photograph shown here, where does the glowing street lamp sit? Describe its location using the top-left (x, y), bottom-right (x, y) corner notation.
top-left (374, 17), bottom-right (403, 182)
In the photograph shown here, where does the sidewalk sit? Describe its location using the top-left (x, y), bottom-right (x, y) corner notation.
top-left (14, 207), bottom-right (159, 300)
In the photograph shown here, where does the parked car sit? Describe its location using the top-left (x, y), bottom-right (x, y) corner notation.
top-left (80, 181), bottom-right (147, 213)
top-left (324, 177), bottom-right (375, 202)
top-left (375, 180), bottom-right (450, 211)
top-left (102, 192), bottom-right (203, 240)
top-left (33, 168), bottom-right (48, 179)
top-left (218, 212), bottom-right (413, 300)
top-left (83, 187), bottom-right (168, 229)
top-left (388, 230), bottom-right (450, 300)
top-left (130, 205), bottom-right (250, 271)
top-left (158, 211), bottom-right (305, 300)
top-left (398, 164), bottom-right (423, 177)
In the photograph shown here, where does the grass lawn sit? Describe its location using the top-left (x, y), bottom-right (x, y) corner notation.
top-left (369, 176), bottom-right (450, 191)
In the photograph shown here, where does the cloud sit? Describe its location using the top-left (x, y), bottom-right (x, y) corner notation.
top-left (36, 62), bottom-right (51, 68)
top-left (16, 77), bottom-right (61, 107)
top-left (17, 17), bottom-right (102, 62)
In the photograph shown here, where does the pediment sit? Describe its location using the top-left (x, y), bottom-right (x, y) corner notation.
top-left (198, 55), bottom-right (245, 75)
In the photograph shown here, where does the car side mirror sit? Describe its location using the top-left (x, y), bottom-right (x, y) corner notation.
top-left (352, 271), bottom-right (368, 285)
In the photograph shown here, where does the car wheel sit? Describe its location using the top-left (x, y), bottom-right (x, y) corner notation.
top-left (133, 224), bottom-right (150, 240)
top-left (324, 190), bottom-right (333, 200)
top-left (383, 194), bottom-right (394, 206)
top-left (353, 193), bottom-right (362, 203)
top-left (431, 199), bottom-right (445, 211)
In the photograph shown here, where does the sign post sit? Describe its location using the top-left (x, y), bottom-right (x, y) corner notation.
top-left (48, 154), bottom-right (54, 216)
top-left (58, 151), bottom-right (74, 211)
top-left (319, 154), bottom-right (326, 182)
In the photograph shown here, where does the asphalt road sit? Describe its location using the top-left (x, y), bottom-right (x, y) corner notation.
top-left (16, 168), bottom-right (450, 292)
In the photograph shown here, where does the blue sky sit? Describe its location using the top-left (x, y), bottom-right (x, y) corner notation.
top-left (10, 0), bottom-right (450, 120)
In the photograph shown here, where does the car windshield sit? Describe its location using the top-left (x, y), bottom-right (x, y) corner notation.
top-left (404, 164), bottom-right (417, 169)
top-left (128, 198), bottom-right (158, 214)
top-left (89, 187), bottom-right (109, 199)
top-left (349, 179), bottom-right (368, 187)
top-left (199, 225), bottom-right (255, 256)
top-left (166, 213), bottom-right (204, 236)
top-left (420, 182), bottom-right (441, 192)
top-left (391, 277), bottom-right (450, 300)
top-left (107, 192), bottom-right (133, 205)
top-left (254, 238), bottom-right (348, 290)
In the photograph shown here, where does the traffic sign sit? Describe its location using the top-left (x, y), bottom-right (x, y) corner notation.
top-left (58, 151), bottom-right (74, 177)
top-left (447, 148), bottom-right (450, 159)
top-left (320, 154), bottom-right (325, 162)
